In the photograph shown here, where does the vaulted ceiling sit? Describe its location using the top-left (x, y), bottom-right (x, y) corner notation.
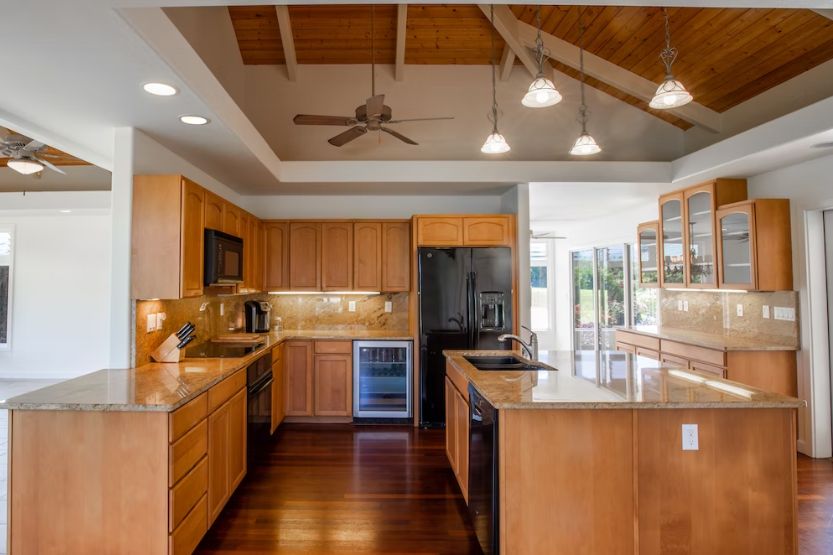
top-left (228, 4), bottom-right (833, 130)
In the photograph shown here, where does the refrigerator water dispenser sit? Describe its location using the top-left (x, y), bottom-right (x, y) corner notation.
top-left (479, 291), bottom-right (505, 331)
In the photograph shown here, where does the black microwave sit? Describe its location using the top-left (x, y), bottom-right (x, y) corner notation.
top-left (204, 229), bottom-right (244, 286)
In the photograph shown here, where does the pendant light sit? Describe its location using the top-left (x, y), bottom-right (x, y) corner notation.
top-left (570, 9), bottom-right (601, 156)
top-left (481, 5), bottom-right (510, 154)
top-left (522, 6), bottom-right (562, 108)
top-left (650, 8), bottom-right (693, 110)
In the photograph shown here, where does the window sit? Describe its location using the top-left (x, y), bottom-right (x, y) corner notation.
top-left (631, 244), bottom-right (659, 327)
top-left (0, 225), bottom-right (13, 350)
top-left (530, 240), bottom-right (554, 331)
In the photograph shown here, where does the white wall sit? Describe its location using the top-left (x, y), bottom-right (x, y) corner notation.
top-left (748, 153), bottom-right (833, 458)
top-left (0, 192), bottom-right (112, 379)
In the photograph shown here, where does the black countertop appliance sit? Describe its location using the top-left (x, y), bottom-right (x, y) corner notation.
top-left (244, 300), bottom-right (271, 333)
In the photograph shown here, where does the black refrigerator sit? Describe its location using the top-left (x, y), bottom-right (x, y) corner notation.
top-left (418, 247), bottom-right (513, 427)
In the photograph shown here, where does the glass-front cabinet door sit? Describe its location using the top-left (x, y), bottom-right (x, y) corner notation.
top-left (659, 193), bottom-right (686, 287)
top-left (717, 202), bottom-right (756, 290)
top-left (636, 221), bottom-right (658, 287)
top-left (685, 187), bottom-right (716, 287)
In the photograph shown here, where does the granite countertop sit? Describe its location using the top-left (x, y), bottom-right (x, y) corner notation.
top-left (444, 349), bottom-right (804, 410)
top-left (1, 330), bottom-right (412, 412)
top-left (616, 325), bottom-right (798, 352)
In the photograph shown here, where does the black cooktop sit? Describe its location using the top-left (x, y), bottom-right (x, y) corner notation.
top-left (185, 342), bottom-right (266, 359)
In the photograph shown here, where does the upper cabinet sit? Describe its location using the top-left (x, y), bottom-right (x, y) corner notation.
top-left (204, 190), bottom-right (225, 231)
top-left (321, 223), bottom-right (353, 291)
top-left (463, 216), bottom-right (512, 246)
top-left (223, 203), bottom-right (242, 238)
top-left (132, 175), bottom-right (205, 300)
top-left (636, 221), bottom-right (658, 287)
top-left (417, 217), bottom-right (463, 246)
top-left (354, 222), bottom-right (382, 291)
top-left (658, 193), bottom-right (685, 287)
top-left (717, 199), bottom-right (792, 291)
top-left (289, 223), bottom-right (322, 291)
top-left (382, 222), bottom-right (410, 292)
top-left (264, 222), bottom-right (289, 291)
top-left (416, 215), bottom-right (514, 247)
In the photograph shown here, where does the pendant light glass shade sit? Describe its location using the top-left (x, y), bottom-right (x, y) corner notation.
top-left (570, 133), bottom-right (601, 156)
top-left (7, 158), bottom-right (44, 175)
top-left (649, 76), bottom-right (693, 109)
top-left (522, 76), bottom-right (562, 108)
top-left (481, 132), bottom-right (511, 154)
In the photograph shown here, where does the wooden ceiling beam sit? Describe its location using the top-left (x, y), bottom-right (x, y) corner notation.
top-left (395, 4), bottom-right (407, 81)
top-left (499, 44), bottom-right (515, 81)
top-left (275, 5), bottom-right (297, 81)
top-left (478, 4), bottom-right (538, 79)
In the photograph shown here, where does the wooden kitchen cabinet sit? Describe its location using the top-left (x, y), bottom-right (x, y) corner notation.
top-left (322, 222), bottom-right (353, 291)
top-left (444, 377), bottom-right (457, 471)
top-left (222, 202), bottom-right (242, 238)
top-left (314, 353), bottom-right (353, 416)
top-left (132, 175), bottom-right (205, 300)
top-left (382, 221), bottom-right (410, 292)
top-left (658, 192), bottom-right (685, 287)
top-left (416, 215), bottom-right (514, 247)
top-left (207, 387), bottom-right (246, 525)
top-left (354, 222), bottom-right (382, 291)
top-left (284, 341), bottom-right (314, 416)
top-left (716, 199), bottom-right (792, 291)
top-left (444, 368), bottom-right (470, 501)
top-left (637, 221), bottom-right (659, 287)
top-left (463, 216), bottom-right (512, 246)
top-left (265, 222), bottom-right (289, 291)
top-left (289, 222), bottom-right (322, 291)
top-left (417, 216), bottom-right (463, 245)
top-left (204, 190), bottom-right (225, 231)
top-left (271, 345), bottom-right (285, 433)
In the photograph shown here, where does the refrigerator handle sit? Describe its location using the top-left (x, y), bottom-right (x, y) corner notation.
top-left (469, 271), bottom-right (478, 348)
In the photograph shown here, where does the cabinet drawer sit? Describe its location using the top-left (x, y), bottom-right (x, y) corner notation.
top-left (208, 369), bottom-right (246, 413)
top-left (660, 353), bottom-right (690, 369)
top-left (660, 340), bottom-right (726, 367)
top-left (170, 456), bottom-right (208, 532)
top-left (314, 340), bottom-right (352, 354)
top-left (691, 361), bottom-right (726, 378)
top-left (635, 347), bottom-right (660, 360)
top-left (169, 393), bottom-right (207, 443)
top-left (170, 420), bottom-right (208, 487)
top-left (615, 330), bottom-right (660, 351)
top-left (169, 494), bottom-right (207, 555)
top-left (615, 342), bottom-right (636, 354)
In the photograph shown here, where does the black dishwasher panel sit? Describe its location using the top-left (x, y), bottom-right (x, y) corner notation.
top-left (468, 384), bottom-right (498, 555)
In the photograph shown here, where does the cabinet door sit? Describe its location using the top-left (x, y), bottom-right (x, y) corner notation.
top-left (239, 212), bottom-right (251, 291)
top-left (314, 354), bottom-right (353, 416)
top-left (717, 204), bottom-right (757, 290)
top-left (254, 220), bottom-right (265, 292)
top-left (223, 203), bottom-right (242, 238)
top-left (204, 190), bottom-right (224, 231)
top-left (444, 377), bottom-right (457, 473)
top-left (227, 388), bottom-right (247, 492)
top-left (265, 222), bottom-right (289, 291)
top-left (284, 341), bottom-right (314, 416)
top-left (382, 222), bottom-right (410, 292)
top-left (455, 389), bottom-right (469, 501)
top-left (354, 222), bottom-right (382, 291)
top-left (180, 178), bottom-right (205, 298)
top-left (289, 223), bottom-right (321, 291)
top-left (417, 217), bottom-right (463, 246)
top-left (659, 193), bottom-right (686, 287)
top-left (271, 347), bottom-right (284, 433)
top-left (207, 403), bottom-right (230, 524)
top-left (685, 187), bottom-right (717, 288)
top-left (463, 216), bottom-right (512, 246)
top-left (321, 222), bottom-right (353, 291)
top-left (637, 221), bottom-right (659, 287)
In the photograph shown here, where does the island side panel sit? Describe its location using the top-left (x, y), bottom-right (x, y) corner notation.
top-left (10, 410), bottom-right (169, 554)
top-left (636, 408), bottom-right (797, 555)
top-left (500, 409), bottom-right (635, 555)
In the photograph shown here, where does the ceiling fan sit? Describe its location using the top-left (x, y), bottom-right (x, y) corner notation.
top-left (0, 129), bottom-right (66, 175)
top-left (293, 6), bottom-right (453, 147)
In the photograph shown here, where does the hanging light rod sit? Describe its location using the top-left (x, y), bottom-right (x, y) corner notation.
top-left (521, 5), bottom-right (562, 108)
top-left (650, 8), bottom-right (693, 110)
top-left (482, 4), bottom-right (510, 154)
top-left (570, 7), bottom-right (601, 156)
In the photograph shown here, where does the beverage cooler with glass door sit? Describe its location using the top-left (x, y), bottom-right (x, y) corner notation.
top-left (353, 340), bottom-right (413, 419)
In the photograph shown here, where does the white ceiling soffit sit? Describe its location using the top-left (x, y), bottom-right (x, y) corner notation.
top-left (109, 2), bottom-right (833, 9)
top-left (0, 166), bottom-right (112, 194)
top-left (247, 181), bottom-right (516, 195)
top-left (529, 181), bottom-right (675, 223)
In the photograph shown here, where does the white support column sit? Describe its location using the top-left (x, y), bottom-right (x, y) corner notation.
top-left (109, 127), bottom-right (134, 367)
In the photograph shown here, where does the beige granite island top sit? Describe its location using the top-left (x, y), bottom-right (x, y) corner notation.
top-left (444, 349), bottom-right (804, 410)
top-left (0, 329), bottom-right (411, 412)
top-left (616, 325), bottom-right (798, 351)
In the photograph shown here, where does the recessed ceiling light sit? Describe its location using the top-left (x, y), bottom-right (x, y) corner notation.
top-left (812, 141), bottom-right (833, 149)
top-left (59, 209), bottom-right (72, 213)
top-left (143, 82), bottom-right (177, 96)
top-left (179, 115), bottom-right (209, 125)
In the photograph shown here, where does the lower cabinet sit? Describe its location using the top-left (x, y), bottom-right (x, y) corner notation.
top-left (285, 341), bottom-right (354, 419)
top-left (285, 341), bottom-right (314, 416)
top-left (444, 375), bottom-right (470, 502)
top-left (271, 344), bottom-right (286, 433)
top-left (314, 353), bottom-right (352, 416)
top-left (207, 388), bottom-right (247, 525)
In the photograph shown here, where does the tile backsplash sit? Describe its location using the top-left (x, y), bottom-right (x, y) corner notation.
top-left (659, 289), bottom-right (799, 347)
top-left (134, 292), bottom-right (409, 365)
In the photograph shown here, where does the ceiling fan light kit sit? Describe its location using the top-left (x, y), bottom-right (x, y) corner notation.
top-left (650, 9), bottom-right (693, 110)
top-left (1, 132), bottom-right (67, 176)
top-left (7, 158), bottom-right (44, 175)
top-left (571, 8), bottom-right (601, 157)
top-left (523, 5), bottom-right (562, 109)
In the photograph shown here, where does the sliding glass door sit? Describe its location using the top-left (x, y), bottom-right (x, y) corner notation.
top-left (571, 250), bottom-right (596, 351)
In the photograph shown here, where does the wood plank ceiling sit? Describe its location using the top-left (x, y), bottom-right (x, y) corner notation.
top-left (228, 4), bottom-right (833, 129)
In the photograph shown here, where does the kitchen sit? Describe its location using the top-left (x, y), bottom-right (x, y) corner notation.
top-left (1, 2), bottom-right (833, 555)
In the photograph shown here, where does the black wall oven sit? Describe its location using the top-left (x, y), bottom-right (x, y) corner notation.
top-left (246, 351), bottom-right (272, 449)
top-left (204, 229), bottom-right (244, 286)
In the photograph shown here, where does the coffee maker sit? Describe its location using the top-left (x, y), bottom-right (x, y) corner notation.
top-left (244, 301), bottom-right (271, 333)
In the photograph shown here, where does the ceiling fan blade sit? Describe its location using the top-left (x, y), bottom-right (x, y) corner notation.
top-left (381, 127), bottom-right (417, 145)
top-left (294, 114), bottom-right (356, 126)
top-left (23, 140), bottom-right (44, 152)
top-left (328, 126), bottom-right (367, 147)
top-left (366, 94), bottom-right (385, 118)
top-left (387, 116), bottom-right (455, 124)
top-left (37, 157), bottom-right (66, 175)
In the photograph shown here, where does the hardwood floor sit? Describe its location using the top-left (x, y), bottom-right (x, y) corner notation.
top-left (196, 424), bottom-right (480, 554)
top-left (199, 425), bottom-right (833, 554)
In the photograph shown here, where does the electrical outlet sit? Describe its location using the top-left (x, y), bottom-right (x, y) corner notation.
top-left (774, 307), bottom-right (796, 321)
top-left (762, 305), bottom-right (770, 319)
top-left (156, 312), bottom-right (166, 329)
top-left (384, 301), bottom-right (392, 313)
top-left (220, 303), bottom-right (224, 317)
top-left (682, 424), bottom-right (699, 451)
top-left (677, 300), bottom-right (684, 311)
top-left (683, 300), bottom-right (689, 312)
top-left (348, 301), bottom-right (357, 312)
top-left (736, 304), bottom-right (744, 317)
top-left (146, 313), bottom-right (156, 333)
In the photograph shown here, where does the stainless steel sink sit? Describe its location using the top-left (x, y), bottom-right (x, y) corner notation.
top-left (463, 354), bottom-right (548, 371)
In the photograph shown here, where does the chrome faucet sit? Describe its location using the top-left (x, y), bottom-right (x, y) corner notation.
top-left (498, 326), bottom-right (539, 361)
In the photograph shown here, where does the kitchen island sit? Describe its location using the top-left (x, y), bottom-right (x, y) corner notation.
top-left (444, 349), bottom-right (803, 555)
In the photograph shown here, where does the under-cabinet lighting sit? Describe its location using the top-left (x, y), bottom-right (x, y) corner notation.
top-left (269, 291), bottom-right (380, 296)
top-left (665, 288), bottom-right (748, 293)
top-left (704, 380), bottom-right (754, 399)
